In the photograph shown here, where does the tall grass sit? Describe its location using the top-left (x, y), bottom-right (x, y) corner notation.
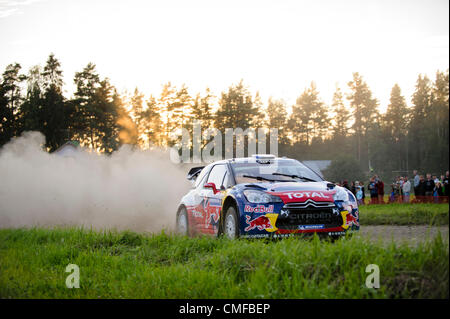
top-left (0, 227), bottom-right (448, 298)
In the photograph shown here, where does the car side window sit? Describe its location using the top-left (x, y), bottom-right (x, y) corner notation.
top-left (222, 171), bottom-right (231, 189)
top-left (194, 165), bottom-right (211, 188)
top-left (206, 164), bottom-right (227, 189)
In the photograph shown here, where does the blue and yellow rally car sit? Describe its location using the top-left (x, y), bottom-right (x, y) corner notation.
top-left (176, 155), bottom-right (359, 239)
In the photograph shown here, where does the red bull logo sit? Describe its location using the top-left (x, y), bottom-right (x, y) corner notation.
top-left (346, 212), bottom-right (359, 227)
top-left (244, 205), bottom-right (274, 213)
top-left (244, 215), bottom-right (273, 231)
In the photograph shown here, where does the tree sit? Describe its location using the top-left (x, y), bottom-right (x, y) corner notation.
top-left (215, 80), bottom-right (259, 131)
top-left (115, 89), bottom-right (138, 147)
top-left (189, 88), bottom-right (214, 149)
top-left (20, 65), bottom-right (43, 133)
top-left (266, 97), bottom-right (288, 145)
top-left (142, 94), bottom-right (163, 147)
top-left (331, 86), bottom-right (350, 139)
top-left (289, 82), bottom-right (328, 145)
top-left (409, 74), bottom-right (432, 171)
top-left (158, 82), bottom-right (177, 146)
top-left (428, 70), bottom-right (449, 172)
top-left (72, 63), bottom-right (121, 152)
top-left (0, 63), bottom-right (26, 146)
top-left (130, 87), bottom-right (145, 146)
top-left (40, 54), bottom-right (70, 151)
top-left (347, 72), bottom-right (379, 165)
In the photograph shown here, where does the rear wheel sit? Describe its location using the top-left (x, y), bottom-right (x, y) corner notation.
top-left (176, 207), bottom-right (189, 236)
top-left (223, 206), bottom-right (239, 239)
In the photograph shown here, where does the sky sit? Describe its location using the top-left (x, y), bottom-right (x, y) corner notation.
top-left (0, 0), bottom-right (448, 112)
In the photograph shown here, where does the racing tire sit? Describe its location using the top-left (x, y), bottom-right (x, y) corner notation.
top-left (223, 206), bottom-right (239, 239)
top-left (176, 207), bottom-right (189, 236)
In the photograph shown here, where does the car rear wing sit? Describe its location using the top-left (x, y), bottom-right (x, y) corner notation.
top-left (187, 166), bottom-right (205, 181)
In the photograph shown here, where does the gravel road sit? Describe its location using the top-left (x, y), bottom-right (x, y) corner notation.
top-left (357, 225), bottom-right (449, 244)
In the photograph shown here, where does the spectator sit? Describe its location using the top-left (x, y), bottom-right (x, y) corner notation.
top-left (424, 173), bottom-right (435, 200)
top-left (368, 177), bottom-right (378, 204)
top-left (376, 178), bottom-right (385, 204)
top-left (434, 181), bottom-right (444, 203)
top-left (393, 178), bottom-right (401, 202)
top-left (389, 184), bottom-right (395, 203)
top-left (342, 180), bottom-right (350, 191)
top-left (413, 170), bottom-right (420, 197)
top-left (443, 171), bottom-right (449, 198)
top-left (360, 181), bottom-right (366, 205)
top-left (433, 175), bottom-right (439, 184)
top-left (399, 176), bottom-right (405, 202)
top-left (350, 181), bottom-right (356, 196)
top-left (402, 177), bottom-right (411, 203)
top-left (416, 175), bottom-right (426, 202)
top-left (356, 185), bottom-right (363, 206)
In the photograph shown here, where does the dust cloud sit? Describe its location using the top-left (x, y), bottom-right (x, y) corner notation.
top-left (0, 132), bottom-right (191, 232)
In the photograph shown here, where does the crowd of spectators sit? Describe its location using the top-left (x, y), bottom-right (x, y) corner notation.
top-left (336, 170), bottom-right (449, 204)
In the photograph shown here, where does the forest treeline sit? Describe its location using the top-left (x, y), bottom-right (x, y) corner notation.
top-left (0, 54), bottom-right (448, 181)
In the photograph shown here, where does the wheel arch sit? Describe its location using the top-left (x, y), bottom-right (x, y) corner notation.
top-left (221, 195), bottom-right (240, 235)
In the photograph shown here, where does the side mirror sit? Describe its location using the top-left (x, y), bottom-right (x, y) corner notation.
top-left (204, 182), bottom-right (220, 194)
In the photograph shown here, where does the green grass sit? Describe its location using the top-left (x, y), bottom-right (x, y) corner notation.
top-left (0, 227), bottom-right (448, 298)
top-left (359, 203), bottom-right (449, 225)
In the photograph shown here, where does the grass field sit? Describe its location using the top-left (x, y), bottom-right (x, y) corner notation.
top-left (0, 226), bottom-right (448, 299)
top-left (359, 203), bottom-right (449, 225)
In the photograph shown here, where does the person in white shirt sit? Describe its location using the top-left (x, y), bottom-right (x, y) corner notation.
top-left (413, 170), bottom-right (420, 196)
top-left (403, 177), bottom-right (411, 203)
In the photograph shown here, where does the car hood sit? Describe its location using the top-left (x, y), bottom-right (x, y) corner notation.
top-left (242, 181), bottom-right (337, 203)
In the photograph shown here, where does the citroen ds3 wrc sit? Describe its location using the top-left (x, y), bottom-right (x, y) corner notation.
top-left (176, 155), bottom-right (360, 239)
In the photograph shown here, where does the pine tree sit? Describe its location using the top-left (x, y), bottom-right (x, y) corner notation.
top-left (215, 80), bottom-right (259, 131)
top-left (289, 82), bottom-right (328, 145)
top-left (331, 86), bottom-right (350, 139)
top-left (142, 94), bottom-right (163, 147)
top-left (41, 54), bottom-right (69, 151)
top-left (409, 74), bottom-right (432, 170)
top-left (382, 84), bottom-right (409, 172)
top-left (346, 72), bottom-right (379, 164)
top-left (0, 63), bottom-right (26, 146)
top-left (267, 97), bottom-right (288, 144)
top-left (130, 87), bottom-right (145, 146)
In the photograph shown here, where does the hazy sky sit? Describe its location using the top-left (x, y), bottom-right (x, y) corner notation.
top-left (0, 0), bottom-right (448, 112)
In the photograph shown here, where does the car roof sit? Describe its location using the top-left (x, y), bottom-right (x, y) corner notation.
top-left (203, 156), bottom-right (296, 167)
top-left (226, 156), bottom-right (294, 163)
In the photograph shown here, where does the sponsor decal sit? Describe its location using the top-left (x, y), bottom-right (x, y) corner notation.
top-left (297, 224), bottom-right (324, 230)
top-left (285, 191), bottom-right (330, 200)
top-left (208, 209), bottom-right (220, 229)
top-left (244, 214), bottom-right (278, 232)
top-left (244, 205), bottom-right (274, 213)
top-left (241, 234), bottom-right (270, 238)
top-left (341, 210), bottom-right (360, 229)
top-left (192, 210), bottom-right (203, 218)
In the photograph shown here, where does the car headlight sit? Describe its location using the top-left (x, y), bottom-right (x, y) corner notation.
top-left (333, 187), bottom-right (350, 202)
top-left (243, 190), bottom-right (282, 203)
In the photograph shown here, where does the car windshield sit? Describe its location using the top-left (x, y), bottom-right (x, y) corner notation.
top-left (230, 159), bottom-right (322, 184)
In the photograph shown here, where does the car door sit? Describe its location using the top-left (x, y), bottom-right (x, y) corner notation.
top-left (202, 164), bottom-right (229, 235)
top-left (188, 165), bottom-right (211, 234)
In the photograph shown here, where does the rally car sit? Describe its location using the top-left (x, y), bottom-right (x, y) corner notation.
top-left (176, 155), bottom-right (359, 239)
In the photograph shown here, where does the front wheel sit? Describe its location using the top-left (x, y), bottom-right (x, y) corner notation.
top-left (223, 206), bottom-right (239, 239)
top-left (176, 207), bottom-right (189, 236)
